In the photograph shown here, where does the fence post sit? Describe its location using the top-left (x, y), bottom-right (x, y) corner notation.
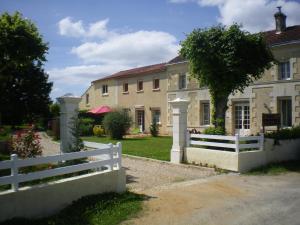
top-left (11, 154), bottom-right (19, 191)
top-left (235, 133), bottom-right (240, 153)
top-left (116, 142), bottom-right (122, 169)
top-left (259, 133), bottom-right (264, 151)
top-left (186, 130), bottom-right (190, 147)
top-left (108, 143), bottom-right (114, 171)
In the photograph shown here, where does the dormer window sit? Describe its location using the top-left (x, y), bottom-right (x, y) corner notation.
top-left (278, 61), bottom-right (290, 80)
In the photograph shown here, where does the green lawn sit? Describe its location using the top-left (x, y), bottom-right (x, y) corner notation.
top-left (1, 192), bottom-right (144, 225)
top-left (246, 161), bottom-right (300, 175)
top-left (82, 136), bottom-right (172, 161)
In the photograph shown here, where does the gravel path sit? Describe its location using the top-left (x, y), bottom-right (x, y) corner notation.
top-left (38, 132), bottom-right (216, 191)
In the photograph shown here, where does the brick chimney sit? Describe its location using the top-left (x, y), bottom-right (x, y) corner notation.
top-left (274, 6), bottom-right (286, 34)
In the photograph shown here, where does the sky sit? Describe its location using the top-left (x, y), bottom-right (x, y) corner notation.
top-left (1, 0), bottom-right (300, 100)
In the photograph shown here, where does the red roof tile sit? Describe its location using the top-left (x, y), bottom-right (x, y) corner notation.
top-left (264, 25), bottom-right (300, 46)
top-left (93, 63), bottom-right (166, 82)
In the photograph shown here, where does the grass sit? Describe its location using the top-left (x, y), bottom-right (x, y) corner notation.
top-left (82, 136), bottom-right (172, 161)
top-left (1, 191), bottom-right (144, 225)
top-left (246, 161), bottom-right (300, 175)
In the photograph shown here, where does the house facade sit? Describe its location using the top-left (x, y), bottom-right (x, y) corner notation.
top-left (79, 10), bottom-right (300, 135)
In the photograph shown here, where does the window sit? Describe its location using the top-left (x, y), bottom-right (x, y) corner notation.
top-left (279, 98), bottom-right (292, 127)
top-left (102, 85), bottom-right (108, 95)
top-left (152, 109), bottom-right (161, 124)
top-left (179, 74), bottom-right (186, 89)
top-left (153, 79), bottom-right (160, 90)
top-left (137, 80), bottom-right (143, 92)
top-left (86, 94), bottom-right (89, 104)
top-left (123, 83), bottom-right (129, 93)
top-left (201, 102), bottom-right (210, 125)
top-left (278, 61), bottom-right (290, 80)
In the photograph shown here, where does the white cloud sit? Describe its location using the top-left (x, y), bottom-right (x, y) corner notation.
top-left (170, 0), bottom-right (300, 33)
top-left (58, 17), bottom-right (114, 38)
top-left (71, 30), bottom-right (179, 65)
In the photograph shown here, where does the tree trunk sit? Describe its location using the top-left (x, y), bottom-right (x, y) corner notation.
top-left (211, 95), bottom-right (228, 131)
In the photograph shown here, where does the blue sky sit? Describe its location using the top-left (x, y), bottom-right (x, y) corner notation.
top-left (1, 0), bottom-right (300, 100)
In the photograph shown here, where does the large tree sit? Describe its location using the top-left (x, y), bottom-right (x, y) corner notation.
top-left (0, 12), bottom-right (52, 125)
top-left (180, 24), bottom-right (274, 130)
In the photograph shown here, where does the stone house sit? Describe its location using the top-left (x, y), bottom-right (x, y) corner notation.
top-left (79, 9), bottom-right (300, 135)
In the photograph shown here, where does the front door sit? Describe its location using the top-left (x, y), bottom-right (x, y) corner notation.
top-left (136, 110), bottom-right (145, 133)
top-left (234, 103), bottom-right (250, 136)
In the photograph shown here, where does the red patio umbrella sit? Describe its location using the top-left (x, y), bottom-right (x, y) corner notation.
top-left (88, 105), bottom-right (112, 114)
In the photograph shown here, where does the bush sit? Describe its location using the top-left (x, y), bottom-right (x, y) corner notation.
top-left (79, 118), bottom-right (95, 136)
top-left (103, 110), bottom-right (132, 139)
top-left (203, 126), bottom-right (225, 135)
top-left (93, 125), bottom-right (104, 137)
top-left (265, 125), bottom-right (300, 140)
top-left (150, 122), bottom-right (159, 137)
top-left (11, 126), bottom-right (42, 158)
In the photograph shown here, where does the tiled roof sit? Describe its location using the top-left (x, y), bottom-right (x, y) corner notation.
top-left (264, 25), bottom-right (300, 46)
top-left (93, 63), bottom-right (166, 82)
top-left (167, 25), bottom-right (300, 64)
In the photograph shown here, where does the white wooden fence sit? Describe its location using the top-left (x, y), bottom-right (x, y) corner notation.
top-left (0, 142), bottom-right (121, 192)
top-left (186, 132), bottom-right (264, 152)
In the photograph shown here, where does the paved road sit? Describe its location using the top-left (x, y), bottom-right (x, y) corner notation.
top-left (124, 172), bottom-right (300, 225)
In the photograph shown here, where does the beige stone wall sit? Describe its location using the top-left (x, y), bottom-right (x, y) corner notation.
top-left (93, 79), bottom-right (118, 108)
top-left (117, 71), bottom-right (168, 134)
top-left (78, 84), bottom-right (95, 110)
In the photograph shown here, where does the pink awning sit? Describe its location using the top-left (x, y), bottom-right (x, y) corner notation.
top-left (88, 106), bottom-right (112, 114)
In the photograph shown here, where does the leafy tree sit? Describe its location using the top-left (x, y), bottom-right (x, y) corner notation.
top-left (49, 103), bottom-right (60, 118)
top-left (180, 24), bottom-right (274, 130)
top-left (0, 12), bottom-right (52, 125)
top-left (103, 110), bottom-right (132, 139)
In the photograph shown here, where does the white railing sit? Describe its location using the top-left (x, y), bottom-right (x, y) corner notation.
top-left (186, 132), bottom-right (264, 152)
top-left (0, 142), bottom-right (122, 192)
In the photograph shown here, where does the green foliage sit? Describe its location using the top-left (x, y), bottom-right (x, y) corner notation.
top-left (79, 117), bottom-right (94, 136)
top-left (0, 126), bottom-right (11, 141)
top-left (150, 121), bottom-right (159, 137)
top-left (1, 192), bottom-right (144, 225)
top-left (67, 112), bottom-right (84, 153)
top-left (180, 24), bottom-right (274, 129)
top-left (0, 12), bottom-right (52, 125)
top-left (203, 126), bottom-right (226, 135)
top-left (103, 110), bottom-right (132, 139)
top-left (93, 125), bottom-right (104, 137)
top-left (246, 161), bottom-right (300, 175)
top-left (49, 103), bottom-right (60, 118)
top-left (11, 126), bottom-right (42, 158)
top-left (265, 126), bottom-right (300, 140)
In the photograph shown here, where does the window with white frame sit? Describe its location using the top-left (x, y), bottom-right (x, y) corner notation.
top-left (153, 79), bottom-right (160, 90)
top-left (279, 98), bottom-right (292, 127)
top-left (200, 102), bottom-right (210, 125)
top-left (278, 61), bottom-right (290, 80)
top-left (102, 84), bottom-right (108, 94)
top-left (123, 83), bottom-right (129, 93)
top-left (179, 74), bottom-right (186, 89)
top-left (137, 80), bottom-right (143, 91)
top-left (152, 109), bottom-right (161, 124)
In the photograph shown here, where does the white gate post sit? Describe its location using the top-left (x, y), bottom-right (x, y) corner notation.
top-left (57, 94), bottom-right (81, 153)
top-left (169, 98), bottom-right (189, 164)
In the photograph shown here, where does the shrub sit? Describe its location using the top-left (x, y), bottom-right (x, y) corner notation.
top-left (150, 121), bottom-right (159, 137)
top-left (203, 126), bottom-right (225, 135)
top-left (79, 118), bottom-right (95, 136)
top-left (265, 125), bottom-right (300, 140)
top-left (68, 114), bottom-right (84, 153)
top-left (103, 110), bottom-right (132, 139)
top-left (11, 126), bottom-right (43, 158)
top-left (93, 125), bottom-right (104, 137)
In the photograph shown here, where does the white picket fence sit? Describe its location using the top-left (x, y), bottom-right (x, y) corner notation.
top-left (0, 141), bottom-right (121, 192)
top-left (186, 132), bottom-right (264, 152)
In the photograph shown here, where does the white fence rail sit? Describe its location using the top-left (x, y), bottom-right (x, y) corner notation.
top-left (0, 142), bottom-right (122, 192)
top-left (186, 132), bottom-right (264, 152)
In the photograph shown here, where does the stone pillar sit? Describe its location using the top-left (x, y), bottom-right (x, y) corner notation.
top-left (57, 95), bottom-right (81, 153)
top-left (169, 98), bottom-right (189, 164)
